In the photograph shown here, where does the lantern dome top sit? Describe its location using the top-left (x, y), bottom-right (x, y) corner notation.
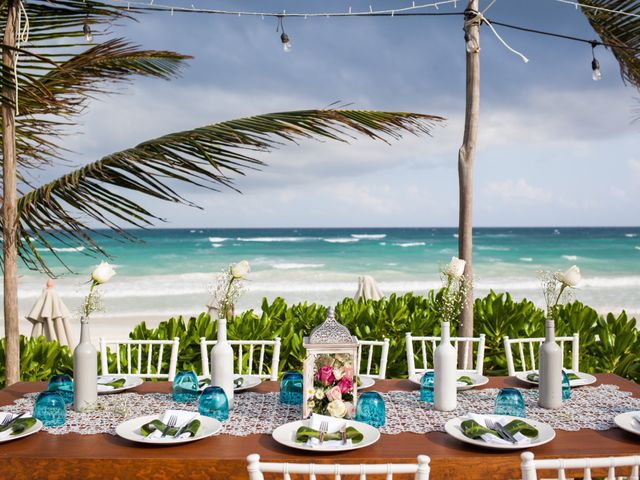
top-left (308, 307), bottom-right (357, 345)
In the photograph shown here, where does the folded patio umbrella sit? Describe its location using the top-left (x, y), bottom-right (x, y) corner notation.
top-left (26, 279), bottom-right (74, 348)
top-left (353, 275), bottom-right (384, 301)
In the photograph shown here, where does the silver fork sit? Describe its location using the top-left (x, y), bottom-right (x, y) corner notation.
top-left (318, 420), bottom-right (329, 445)
top-left (486, 419), bottom-right (516, 444)
top-left (161, 414), bottom-right (177, 438)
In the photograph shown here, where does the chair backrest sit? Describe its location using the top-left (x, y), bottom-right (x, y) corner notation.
top-left (247, 453), bottom-right (430, 480)
top-left (358, 338), bottom-right (390, 380)
top-left (405, 332), bottom-right (486, 376)
top-left (200, 337), bottom-right (281, 381)
top-left (503, 334), bottom-right (579, 376)
top-left (520, 451), bottom-right (640, 480)
top-left (99, 337), bottom-right (180, 381)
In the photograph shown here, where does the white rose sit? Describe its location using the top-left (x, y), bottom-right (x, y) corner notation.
top-left (556, 265), bottom-right (581, 288)
top-left (332, 367), bottom-right (344, 381)
top-left (230, 260), bottom-right (250, 279)
top-left (326, 399), bottom-right (347, 418)
top-left (444, 256), bottom-right (466, 279)
top-left (91, 261), bottom-right (116, 284)
top-left (314, 388), bottom-right (325, 400)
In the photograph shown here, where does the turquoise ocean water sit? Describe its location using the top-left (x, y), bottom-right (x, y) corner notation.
top-left (8, 227), bottom-right (640, 322)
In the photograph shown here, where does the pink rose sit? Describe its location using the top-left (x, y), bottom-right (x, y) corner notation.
top-left (326, 385), bottom-right (342, 402)
top-left (337, 376), bottom-right (353, 394)
top-left (316, 365), bottom-right (335, 386)
top-left (342, 365), bottom-right (355, 381)
top-left (344, 401), bottom-right (355, 419)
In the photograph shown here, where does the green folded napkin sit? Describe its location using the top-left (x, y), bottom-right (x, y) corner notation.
top-left (295, 426), bottom-right (364, 444)
top-left (457, 375), bottom-right (474, 385)
top-left (101, 378), bottom-right (126, 389)
top-left (140, 418), bottom-right (201, 438)
top-left (527, 372), bottom-right (579, 382)
top-left (0, 417), bottom-right (36, 435)
top-left (460, 419), bottom-right (538, 440)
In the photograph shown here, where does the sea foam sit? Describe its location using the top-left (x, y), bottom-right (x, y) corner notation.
top-left (272, 263), bottom-right (325, 270)
top-left (350, 234), bottom-right (386, 239)
top-left (394, 242), bottom-right (426, 248)
top-left (562, 255), bottom-right (578, 261)
top-left (324, 238), bottom-right (359, 244)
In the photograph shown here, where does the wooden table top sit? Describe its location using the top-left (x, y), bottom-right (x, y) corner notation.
top-left (0, 374), bottom-right (638, 480)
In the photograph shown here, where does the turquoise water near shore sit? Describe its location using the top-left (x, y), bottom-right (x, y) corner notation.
top-left (9, 227), bottom-right (640, 322)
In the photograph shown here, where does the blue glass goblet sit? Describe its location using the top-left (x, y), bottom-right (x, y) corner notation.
top-left (279, 371), bottom-right (303, 405)
top-left (355, 391), bottom-right (385, 428)
top-left (562, 370), bottom-right (571, 401)
top-left (47, 374), bottom-right (73, 405)
top-left (419, 372), bottom-right (435, 402)
top-left (494, 387), bottom-right (526, 418)
top-left (34, 391), bottom-right (66, 427)
top-left (172, 370), bottom-right (199, 403)
top-left (198, 386), bottom-right (229, 421)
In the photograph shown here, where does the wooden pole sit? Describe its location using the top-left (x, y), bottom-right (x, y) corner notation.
top-left (3, 0), bottom-right (21, 385)
top-left (457, 1), bottom-right (480, 345)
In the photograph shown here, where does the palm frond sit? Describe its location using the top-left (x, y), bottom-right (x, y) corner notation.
top-left (580, 1), bottom-right (640, 88)
top-left (15, 109), bottom-right (445, 273)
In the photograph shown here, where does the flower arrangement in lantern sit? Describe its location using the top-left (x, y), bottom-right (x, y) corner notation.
top-left (302, 307), bottom-right (359, 419)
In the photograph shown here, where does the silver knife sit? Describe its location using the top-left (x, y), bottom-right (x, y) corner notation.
top-left (2, 412), bottom-right (26, 431)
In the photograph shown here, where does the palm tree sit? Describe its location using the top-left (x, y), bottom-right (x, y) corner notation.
top-left (1, 0), bottom-right (445, 384)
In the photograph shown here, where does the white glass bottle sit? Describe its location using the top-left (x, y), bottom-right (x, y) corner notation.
top-left (434, 321), bottom-right (457, 411)
top-left (73, 316), bottom-right (97, 412)
top-left (210, 316), bottom-right (235, 409)
top-left (538, 318), bottom-right (562, 409)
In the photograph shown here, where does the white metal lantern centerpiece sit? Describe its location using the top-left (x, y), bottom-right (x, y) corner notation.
top-left (302, 307), bottom-right (359, 419)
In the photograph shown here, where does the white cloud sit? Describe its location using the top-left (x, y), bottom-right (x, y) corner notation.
top-left (484, 178), bottom-right (553, 203)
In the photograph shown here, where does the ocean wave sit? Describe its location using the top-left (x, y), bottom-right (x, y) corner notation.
top-left (562, 255), bottom-right (578, 261)
top-left (350, 234), bottom-right (386, 240)
top-left (208, 237), bottom-right (227, 242)
top-left (477, 246), bottom-right (511, 252)
top-left (35, 246), bottom-right (85, 253)
top-left (625, 233), bottom-right (637, 238)
top-left (211, 244), bottom-right (223, 248)
top-left (519, 257), bottom-right (533, 262)
top-left (379, 242), bottom-right (387, 246)
top-left (453, 234), bottom-right (459, 238)
top-left (237, 237), bottom-right (316, 242)
top-left (635, 246), bottom-right (640, 251)
top-left (394, 242), bottom-right (426, 248)
top-left (324, 238), bottom-right (359, 244)
top-left (272, 263), bottom-right (325, 270)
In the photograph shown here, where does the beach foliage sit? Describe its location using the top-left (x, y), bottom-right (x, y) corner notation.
top-left (0, 291), bottom-right (638, 387)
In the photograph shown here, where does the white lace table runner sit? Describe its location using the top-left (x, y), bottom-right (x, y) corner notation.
top-left (4, 384), bottom-right (638, 436)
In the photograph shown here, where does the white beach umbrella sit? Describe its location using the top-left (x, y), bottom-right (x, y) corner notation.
top-left (354, 275), bottom-right (384, 301)
top-left (27, 279), bottom-right (74, 347)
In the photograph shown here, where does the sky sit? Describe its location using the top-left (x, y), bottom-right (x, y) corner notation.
top-left (34, 0), bottom-right (640, 228)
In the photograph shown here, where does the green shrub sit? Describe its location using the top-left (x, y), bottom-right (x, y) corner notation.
top-left (1, 291), bottom-right (637, 387)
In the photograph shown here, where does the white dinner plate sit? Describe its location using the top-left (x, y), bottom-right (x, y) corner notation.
top-left (614, 411), bottom-right (640, 436)
top-left (97, 375), bottom-right (144, 394)
top-left (409, 372), bottom-right (489, 391)
top-left (272, 419), bottom-right (380, 452)
top-left (514, 371), bottom-right (597, 387)
top-left (358, 376), bottom-right (375, 390)
top-left (0, 417), bottom-right (42, 444)
top-left (444, 414), bottom-right (556, 450)
top-left (200, 375), bottom-right (262, 392)
top-left (115, 414), bottom-right (222, 445)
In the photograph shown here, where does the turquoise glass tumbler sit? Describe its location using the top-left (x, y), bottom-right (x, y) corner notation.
top-left (355, 391), bottom-right (385, 428)
top-left (494, 388), bottom-right (526, 418)
top-left (172, 370), bottom-right (199, 403)
top-left (47, 374), bottom-right (73, 405)
top-left (562, 370), bottom-right (571, 401)
top-left (419, 372), bottom-right (435, 402)
top-left (34, 391), bottom-right (66, 427)
top-left (198, 386), bottom-right (229, 421)
top-left (279, 372), bottom-right (303, 405)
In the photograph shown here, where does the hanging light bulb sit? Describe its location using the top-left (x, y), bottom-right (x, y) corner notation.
top-left (83, 22), bottom-right (93, 42)
top-left (591, 43), bottom-right (602, 81)
top-left (280, 32), bottom-right (292, 53)
top-left (277, 15), bottom-right (292, 53)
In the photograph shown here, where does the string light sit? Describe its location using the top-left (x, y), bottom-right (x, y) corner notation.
top-left (277, 15), bottom-right (292, 53)
top-left (83, 21), bottom-right (93, 42)
top-left (591, 42), bottom-right (602, 81)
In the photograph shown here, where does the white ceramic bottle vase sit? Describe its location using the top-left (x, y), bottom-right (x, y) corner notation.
top-left (73, 316), bottom-right (97, 412)
top-left (210, 315), bottom-right (235, 409)
top-left (538, 318), bottom-right (562, 409)
top-left (434, 321), bottom-right (457, 411)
